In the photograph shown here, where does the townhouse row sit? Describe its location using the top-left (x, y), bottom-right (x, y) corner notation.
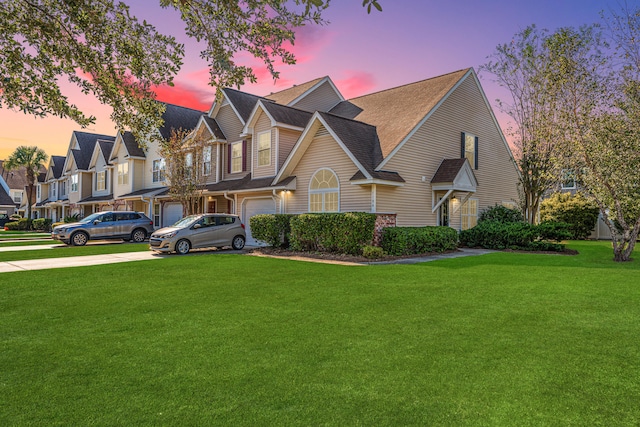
top-left (24, 68), bottom-right (519, 245)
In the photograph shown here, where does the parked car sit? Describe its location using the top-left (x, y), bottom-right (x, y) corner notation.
top-left (149, 213), bottom-right (246, 254)
top-left (51, 211), bottom-right (155, 246)
top-left (0, 213), bottom-right (9, 228)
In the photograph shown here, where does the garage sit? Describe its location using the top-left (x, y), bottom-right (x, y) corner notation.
top-left (242, 198), bottom-right (276, 246)
top-left (163, 202), bottom-right (184, 227)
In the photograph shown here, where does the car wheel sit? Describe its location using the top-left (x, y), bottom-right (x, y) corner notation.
top-left (232, 235), bottom-right (245, 250)
top-left (130, 228), bottom-right (147, 243)
top-left (71, 231), bottom-right (89, 246)
top-left (175, 239), bottom-right (191, 255)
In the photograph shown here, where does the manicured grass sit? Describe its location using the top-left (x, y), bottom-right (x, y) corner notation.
top-left (0, 231), bottom-right (51, 239)
top-left (0, 241), bottom-right (150, 262)
top-left (1, 241), bottom-right (639, 425)
top-left (0, 240), bottom-right (56, 247)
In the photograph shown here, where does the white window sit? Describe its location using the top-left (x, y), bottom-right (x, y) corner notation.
top-left (153, 203), bottom-right (160, 227)
top-left (36, 185), bottom-right (41, 199)
top-left (231, 142), bottom-right (243, 174)
top-left (51, 183), bottom-right (56, 199)
top-left (153, 159), bottom-right (166, 183)
top-left (203, 146), bottom-right (212, 176)
top-left (60, 180), bottom-right (66, 196)
top-left (461, 199), bottom-right (478, 230)
top-left (70, 174), bottom-right (78, 192)
top-left (561, 169), bottom-right (576, 190)
top-left (11, 190), bottom-right (22, 203)
top-left (462, 132), bottom-right (478, 169)
top-left (309, 169), bottom-right (339, 212)
top-left (185, 153), bottom-right (193, 179)
top-left (257, 131), bottom-right (271, 167)
top-left (96, 171), bottom-right (106, 191)
top-left (117, 162), bottom-right (129, 185)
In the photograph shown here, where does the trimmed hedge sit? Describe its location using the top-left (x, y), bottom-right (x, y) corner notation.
top-left (289, 212), bottom-right (377, 255)
top-left (249, 214), bottom-right (294, 248)
top-left (381, 226), bottom-right (458, 256)
top-left (32, 218), bottom-right (53, 232)
top-left (459, 220), bottom-right (568, 251)
top-left (4, 218), bottom-right (32, 231)
top-left (479, 204), bottom-right (524, 223)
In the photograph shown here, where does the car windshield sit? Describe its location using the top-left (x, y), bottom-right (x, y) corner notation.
top-left (78, 213), bottom-right (103, 223)
top-left (172, 215), bottom-right (199, 227)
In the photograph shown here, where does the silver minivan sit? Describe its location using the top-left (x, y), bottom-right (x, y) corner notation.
top-left (149, 213), bottom-right (246, 254)
top-left (52, 211), bottom-right (155, 246)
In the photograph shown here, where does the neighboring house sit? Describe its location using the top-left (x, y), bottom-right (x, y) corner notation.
top-left (38, 155), bottom-right (68, 222)
top-left (175, 68), bottom-right (519, 245)
top-left (78, 138), bottom-right (116, 213)
top-left (0, 160), bottom-right (41, 216)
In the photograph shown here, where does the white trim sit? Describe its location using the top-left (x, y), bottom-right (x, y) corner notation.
top-left (370, 184), bottom-right (377, 213)
top-left (350, 178), bottom-right (404, 187)
top-left (308, 167), bottom-right (340, 213)
top-left (432, 189), bottom-right (454, 213)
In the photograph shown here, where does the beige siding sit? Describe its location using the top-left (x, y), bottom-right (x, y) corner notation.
top-left (278, 129), bottom-right (301, 171)
top-left (252, 112), bottom-right (276, 178)
top-left (215, 104), bottom-right (245, 143)
top-left (81, 172), bottom-right (92, 199)
top-left (376, 76), bottom-right (519, 228)
top-left (293, 81), bottom-right (342, 112)
top-left (134, 159), bottom-right (145, 190)
top-left (285, 130), bottom-right (371, 214)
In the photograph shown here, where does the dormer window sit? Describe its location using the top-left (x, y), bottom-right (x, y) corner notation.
top-left (70, 174), bottom-right (78, 192)
top-left (231, 142), bottom-right (243, 174)
top-left (117, 162), bottom-right (129, 185)
top-left (153, 159), bottom-right (166, 183)
top-left (96, 171), bottom-right (106, 191)
top-left (257, 131), bottom-right (271, 167)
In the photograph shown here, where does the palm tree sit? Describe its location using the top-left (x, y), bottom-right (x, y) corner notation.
top-left (5, 146), bottom-right (48, 220)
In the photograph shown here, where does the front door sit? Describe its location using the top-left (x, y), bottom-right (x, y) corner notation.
top-left (438, 197), bottom-right (449, 227)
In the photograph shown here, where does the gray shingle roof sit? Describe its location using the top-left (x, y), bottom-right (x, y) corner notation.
top-left (72, 131), bottom-right (116, 170)
top-left (223, 88), bottom-right (265, 123)
top-left (0, 160), bottom-right (29, 189)
top-left (50, 156), bottom-right (66, 179)
top-left (261, 101), bottom-right (313, 128)
top-left (0, 184), bottom-right (14, 206)
top-left (97, 140), bottom-right (114, 164)
top-left (121, 131), bottom-right (146, 158)
top-left (159, 103), bottom-right (205, 140)
top-left (78, 194), bottom-right (114, 203)
top-left (202, 116), bottom-right (227, 140)
top-left (201, 174), bottom-right (295, 193)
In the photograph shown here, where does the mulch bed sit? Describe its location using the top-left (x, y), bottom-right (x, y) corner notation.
top-left (249, 246), bottom-right (578, 263)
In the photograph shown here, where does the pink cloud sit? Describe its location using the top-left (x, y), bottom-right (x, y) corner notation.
top-left (335, 71), bottom-right (377, 99)
top-left (152, 81), bottom-right (214, 112)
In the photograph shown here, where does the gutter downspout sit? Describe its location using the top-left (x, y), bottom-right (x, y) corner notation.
top-left (223, 192), bottom-right (234, 214)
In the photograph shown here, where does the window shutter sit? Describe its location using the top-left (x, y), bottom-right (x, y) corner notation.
top-left (227, 144), bottom-right (231, 174)
top-left (242, 140), bottom-right (247, 171)
top-left (474, 136), bottom-right (479, 170)
top-left (461, 132), bottom-right (465, 159)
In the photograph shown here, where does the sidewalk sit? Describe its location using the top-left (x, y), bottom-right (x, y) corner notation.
top-left (0, 251), bottom-right (164, 273)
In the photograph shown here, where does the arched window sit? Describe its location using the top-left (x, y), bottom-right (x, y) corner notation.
top-left (309, 168), bottom-right (339, 212)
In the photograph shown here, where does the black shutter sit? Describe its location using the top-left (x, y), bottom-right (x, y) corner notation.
top-left (227, 144), bottom-right (231, 174)
top-left (242, 140), bottom-right (247, 171)
top-left (474, 136), bottom-right (479, 170)
top-left (460, 132), bottom-right (465, 158)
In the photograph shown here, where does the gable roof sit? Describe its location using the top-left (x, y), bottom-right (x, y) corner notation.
top-left (330, 68), bottom-right (470, 158)
top-left (49, 156), bottom-right (66, 179)
top-left (264, 77), bottom-right (325, 105)
top-left (158, 103), bottom-right (205, 140)
top-left (121, 131), bottom-right (146, 158)
top-left (70, 131), bottom-right (116, 171)
top-left (0, 160), bottom-right (30, 189)
top-left (202, 116), bottom-right (226, 140)
top-left (431, 158), bottom-right (468, 183)
top-left (222, 88), bottom-right (265, 124)
top-left (97, 140), bottom-right (114, 164)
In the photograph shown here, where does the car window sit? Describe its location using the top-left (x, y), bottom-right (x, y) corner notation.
top-left (101, 213), bottom-right (114, 222)
top-left (115, 213), bottom-right (134, 221)
top-left (217, 216), bottom-right (235, 226)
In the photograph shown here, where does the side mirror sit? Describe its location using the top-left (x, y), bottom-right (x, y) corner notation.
top-left (93, 220), bottom-right (101, 225)
top-left (193, 223), bottom-right (202, 229)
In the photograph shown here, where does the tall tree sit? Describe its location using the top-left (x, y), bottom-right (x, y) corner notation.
top-left (482, 26), bottom-right (567, 224)
top-left (4, 146), bottom-right (48, 220)
top-left (160, 129), bottom-right (209, 217)
top-left (0, 0), bottom-right (381, 144)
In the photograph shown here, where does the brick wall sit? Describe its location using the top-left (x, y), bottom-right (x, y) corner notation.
top-left (373, 213), bottom-right (396, 246)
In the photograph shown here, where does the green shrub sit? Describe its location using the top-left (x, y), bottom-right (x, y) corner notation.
top-left (536, 221), bottom-right (572, 242)
top-left (460, 220), bottom-right (566, 251)
top-left (4, 218), bottom-right (32, 231)
top-left (32, 218), bottom-right (53, 232)
top-left (289, 212), bottom-right (377, 255)
top-left (64, 214), bottom-right (81, 223)
top-left (249, 214), bottom-right (294, 248)
top-left (540, 192), bottom-right (600, 239)
top-left (362, 245), bottom-right (385, 259)
top-left (381, 226), bottom-right (458, 256)
top-left (51, 222), bottom-right (65, 230)
top-left (479, 204), bottom-right (524, 223)
top-left (9, 214), bottom-right (22, 221)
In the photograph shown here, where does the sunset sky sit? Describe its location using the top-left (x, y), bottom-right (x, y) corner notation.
top-left (0, 0), bottom-right (618, 160)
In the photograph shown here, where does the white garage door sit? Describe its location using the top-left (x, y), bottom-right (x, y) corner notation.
top-left (163, 203), bottom-right (184, 227)
top-left (243, 198), bottom-right (276, 246)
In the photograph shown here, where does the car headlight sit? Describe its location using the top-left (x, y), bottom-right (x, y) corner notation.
top-left (54, 227), bottom-right (66, 233)
top-left (154, 231), bottom-right (177, 239)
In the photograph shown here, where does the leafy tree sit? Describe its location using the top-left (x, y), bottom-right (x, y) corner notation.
top-left (4, 146), bottom-right (48, 220)
top-left (159, 128), bottom-right (209, 217)
top-left (0, 0), bottom-right (381, 144)
top-left (540, 192), bottom-right (600, 239)
top-left (481, 26), bottom-right (569, 224)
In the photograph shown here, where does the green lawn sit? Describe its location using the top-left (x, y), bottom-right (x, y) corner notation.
top-left (1, 241), bottom-right (639, 425)
top-left (0, 231), bottom-right (51, 240)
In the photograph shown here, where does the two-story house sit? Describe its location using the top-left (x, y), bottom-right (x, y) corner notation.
top-left (173, 68), bottom-right (519, 245)
top-left (0, 160), bottom-right (28, 216)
